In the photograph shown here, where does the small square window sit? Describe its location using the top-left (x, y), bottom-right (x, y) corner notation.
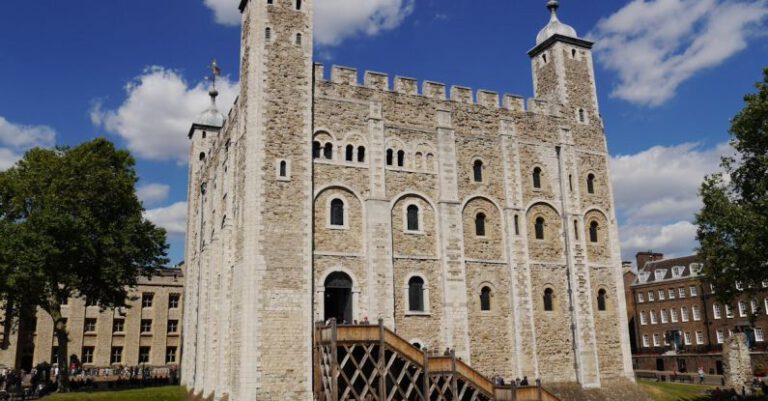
top-left (141, 319), bottom-right (153, 334)
top-left (142, 293), bottom-right (154, 308)
top-left (111, 347), bottom-right (123, 364)
top-left (167, 320), bottom-right (179, 334)
top-left (84, 318), bottom-right (97, 333)
top-left (169, 294), bottom-right (181, 309)
top-left (139, 347), bottom-right (151, 364)
top-left (166, 347), bottom-right (178, 364)
top-left (113, 318), bottom-right (125, 333)
top-left (82, 347), bottom-right (95, 364)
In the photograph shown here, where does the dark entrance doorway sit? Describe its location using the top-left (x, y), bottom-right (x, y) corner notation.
top-left (716, 360), bottom-right (724, 375)
top-left (324, 272), bottom-right (353, 324)
top-left (656, 358), bottom-right (665, 371)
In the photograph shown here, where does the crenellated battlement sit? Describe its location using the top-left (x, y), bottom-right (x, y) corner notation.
top-left (314, 63), bottom-right (549, 114)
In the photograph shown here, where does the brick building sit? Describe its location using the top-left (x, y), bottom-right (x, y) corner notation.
top-left (0, 268), bottom-right (183, 371)
top-left (627, 252), bottom-right (768, 375)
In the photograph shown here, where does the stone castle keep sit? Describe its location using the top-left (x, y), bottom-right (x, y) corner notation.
top-left (181, 0), bottom-right (634, 400)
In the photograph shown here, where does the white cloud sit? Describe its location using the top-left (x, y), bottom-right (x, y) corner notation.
top-left (137, 183), bottom-right (171, 206)
top-left (202, 0), bottom-right (415, 46)
top-left (91, 66), bottom-right (238, 164)
top-left (590, 0), bottom-right (768, 106)
top-left (144, 202), bottom-right (188, 237)
top-left (0, 116), bottom-right (57, 171)
top-left (610, 142), bottom-right (732, 262)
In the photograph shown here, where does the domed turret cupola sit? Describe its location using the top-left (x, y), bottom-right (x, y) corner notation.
top-left (188, 60), bottom-right (226, 139)
top-left (528, 0), bottom-right (599, 115)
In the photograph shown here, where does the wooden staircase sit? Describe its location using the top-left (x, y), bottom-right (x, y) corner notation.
top-left (314, 320), bottom-right (560, 401)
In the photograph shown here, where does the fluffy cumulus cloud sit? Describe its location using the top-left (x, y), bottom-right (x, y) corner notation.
top-left (202, 0), bottom-right (415, 46)
top-left (590, 0), bottom-right (768, 106)
top-left (610, 142), bottom-right (732, 262)
top-left (91, 66), bottom-right (238, 164)
top-left (144, 201), bottom-right (188, 237)
top-left (137, 183), bottom-right (171, 206)
top-left (0, 116), bottom-right (56, 170)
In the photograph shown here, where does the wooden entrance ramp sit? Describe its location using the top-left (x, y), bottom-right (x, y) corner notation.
top-left (314, 320), bottom-right (560, 401)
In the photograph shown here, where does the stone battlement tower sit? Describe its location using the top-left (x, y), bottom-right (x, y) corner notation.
top-left (182, 1), bottom-right (634, 400)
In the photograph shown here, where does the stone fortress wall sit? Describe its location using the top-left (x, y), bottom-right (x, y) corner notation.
top-left (181, 1), bottom-right (634, 400)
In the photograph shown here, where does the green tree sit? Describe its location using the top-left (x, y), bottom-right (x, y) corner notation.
top-left (0, 138), bottom-right (168, 391)
top-left (696, 68), bottom-right (768, 303)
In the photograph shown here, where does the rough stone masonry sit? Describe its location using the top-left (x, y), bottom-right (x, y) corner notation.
top-left (181, 1), bottom-right (634, 400)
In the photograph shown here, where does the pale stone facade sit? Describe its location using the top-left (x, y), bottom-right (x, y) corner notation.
top-left (182, 1), bottom-right (634, 400)
top-left (0, 269), bottom-right (183, 370)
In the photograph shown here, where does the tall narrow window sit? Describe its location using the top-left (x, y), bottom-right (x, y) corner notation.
top-left (296, 0), bottom-right (302, 9)
top-left (543, 288), bottom-right (554, 311)
top-left (535, 217), bottom-right (545, 240)
top-left (397, 150), bottom-right (405, 167)
top-left (589, 221), bottom-right (599, 243)
top-left (568, 174), bottom-right (573, 192)
top-left (357, 146), bottom-right (365, 162)
top-left (408, 276), bottom-right (425, 312)
top-left (323, 143), bottom-right (333, 160)
top-left (514, 215), bottom-right (520, 235)
top-left (533, 167), bottom-right (542, 189)
top-left (473, 160), bottom-right (483, 182)
top-left (578, 108), bottom-right (585, 123)
top-left (313, 141), bottom-right (321, 159)
top-left (330, 199), bottom-right (344, 226)
top-left (279, 161), bottom-right (287, 177)
top-left (267, 0), bottom-right (273, 3)
top-left (386, 149), bottom-right (393, 166)
top-left (574, 220), bottom-right (579, 240)
top-left (407, 205), bottom-right (419, 231)
top-left (295, 33), bottom-right (302, 46)
top-left (345, 145), bottom-right (354, 161)
top-left (475, 213), bottom-right (486, 237)
top-left (597, 289), bottom-right (607, 311)
top-left (480, 287), bottom-right (492, 311)
top-left (265, 27), bottom-right (272, 42)
top-left (587, 174), bottom-right (595, 194)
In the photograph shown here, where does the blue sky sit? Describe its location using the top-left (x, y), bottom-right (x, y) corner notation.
top-left (1, 0), bottom-right (766, 265)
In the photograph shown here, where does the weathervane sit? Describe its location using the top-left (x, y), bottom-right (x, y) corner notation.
top-left (208, 59), bottom-right (222, 92)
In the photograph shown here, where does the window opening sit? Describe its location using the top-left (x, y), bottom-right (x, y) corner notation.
top-left (597, 289), bottom-right (607, 311)
top-left (480, 287), bottom-right (492, 311)
top-left (589, 221), bottom-right (599, 243)
top-left (323, 143), bottom-right (333, 159)
top-left (533, 167), bottom-right (542, 189)
top-left (330, 199), bottom-right (344, 226)
top-left (544, 288), bottom-right (554, 311)
top-left (475, 213), bottom-right (486, 236)
top-left (312, 141), bottom-right (321, 159)
top-left (295, 33), bottom-right (302, 46)
top-left (386, 149), bottom-right (393, 166)
top-left (357, 146), bottom-right (365, 162)
top-left (345, 145), bottom-right (354, 162)
top-left (397, 150), bottom-right (405, 167)
top-left (473, 160), bottom-right (483, 182)
top-left (407, 205), bottom-right (419, 231)
top-left (535, 217), bottom-right (545, 240)
top-left (408, 276), bottom-right (425, 312)
top-left (265, 27), bottom-right (271, 41)
top-left (587, 174), bottom-right (595, 194)
top-left (279, 161), bottom-right (287, 177)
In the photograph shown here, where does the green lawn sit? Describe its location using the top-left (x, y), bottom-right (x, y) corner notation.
top-left (45, 386), bottom-right (185, 401)
top-left (638, 381), bottom-right (714, 401)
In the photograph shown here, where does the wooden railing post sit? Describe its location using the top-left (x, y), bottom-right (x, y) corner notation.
top-left (450, 350), bottom-right (459, 400)
top-left (536, 378), bottom-right (542, 401)
top-left (330, 318), bottom-right (339, 401)
top-left (378, 318), bottom-right (386, 401)
top-left (422, 348), bottom-right (430, 401)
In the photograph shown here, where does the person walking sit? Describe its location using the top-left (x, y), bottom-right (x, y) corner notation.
top-left (698, 367), bottom-right (705, 385)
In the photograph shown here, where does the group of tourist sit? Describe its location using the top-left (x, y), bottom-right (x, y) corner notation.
top-left (490, 375), bottom-right (533, 388)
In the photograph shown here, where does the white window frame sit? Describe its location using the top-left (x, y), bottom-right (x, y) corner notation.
top-left (648, 291), bottom-right (655, 302)
top-left (642, 335), bottom-right (650, 348)
top-left (726, 304), bottom-right (734, 318)
top-left (670, 308), bottom-right (678, 323)
top-left (693, 305), bottom-right (701, 321)
top-left (696, 331), bottom-right (705, 345)
top-left (650, 310), bottom-right (658, 325)
top-left (689, 286), bottom-right (698, 297)
top-left (653, 333), bottom-right (661, 347)
top-left (661, 309), bottom-right (669, 324)
top-left (764, 298), bottom-right (768, 315)
top-left (638, 293), bottom-right (645, 303)
top-left (713, 304), bottom-right (722, 319)
top-left (751, 299), bottom-right (759, 314)
top-left (658, 290), bottom-right (665, 300)
top-left (756, 328), bottom-right (765, 342)
top-left (684, 332), bottom-right (692, 345)
top-left (716, 329), bottom-right (725, 344)
top-left (678, 287), bottom-right (686, 298)
top-left (668, 289), bottom-right (676, 299)
top-left (640, 311), bottom-right (647, 325)
top-left (681, 307), bottom-right (689, 322)
top-left (738, 301), bottom-right (748, 317)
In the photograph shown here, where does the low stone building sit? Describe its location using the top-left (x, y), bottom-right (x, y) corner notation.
top-left (0, 268), bottom-right (184, 371)
top-left (628, 252), bottom-right (768, 375)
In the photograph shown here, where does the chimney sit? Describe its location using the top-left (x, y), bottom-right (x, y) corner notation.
top-left (636, 251), bottom-right (664, 270)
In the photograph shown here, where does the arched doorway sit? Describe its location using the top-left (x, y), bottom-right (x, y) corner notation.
top-left (324, 272), bottom-right (353, 324)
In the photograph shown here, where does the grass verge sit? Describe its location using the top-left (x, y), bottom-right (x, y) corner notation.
top-left (45, 386), bottom-right (186, 401)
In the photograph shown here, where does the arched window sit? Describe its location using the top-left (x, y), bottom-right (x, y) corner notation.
top-left (573, 220), bottom-right (579, 240)
top-left (415, 152), bottom-right (423, 169)
top-left (406, 205), bottom-right (419, 231)
top-left (279, 161), bottom-right (287, 177)
top-left (330, 199), bottom-right (344, 226)
top-left (296, 0), bottom-right (302, 9)
top-left (572, 49), bottom-right (576, 58)
top-left (542, 54), bottom-right (547, 63)
top-left (408, 276), bottom-right (425, 312)
top-left (543, 288), bottom-right (554, 311)
top-left (386, 149), bottom-right (393, 166)
top-left (535, 217), bottom-right (545, 240)
top-left (397, 150), bottom-right (405, 167)
top-left (265, 27), bottom-right (272, 41)
top-left (323, 143), bottom-right (333, 160)
top-left (345, 145), bottom-right (354, 162)
top-left (579, 108), bottom-right (585, 123)
top-left (597, 289), bottom-right (607, 311)
top-left (587, 174), bottom-right (595, 194)
top-left (589, 221), bottom-right (599, 243)
top-left (312, 141), bottom-right (321, 159)
top-left (480, 287), bottom-right (492, 311)
top-left (357, 146), bottom-right (365, 162)
top-left (473, 160), bottom-right (483, 182)
top-left (295, 33), bottom-right (302, 46)
top-left (533, 167), bottom-right (542, 189)
top-left (199, 152), bottom-right (206, 161)
top-left (475, 213), bottom-right (486, 237)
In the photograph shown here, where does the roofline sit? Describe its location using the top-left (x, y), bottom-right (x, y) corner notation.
top-left (188, 122), bottom-right (223, 139)
top-left (528, 34), bottom-right (593, 57)
top-left (639, 254), bottom-right (699, 272)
